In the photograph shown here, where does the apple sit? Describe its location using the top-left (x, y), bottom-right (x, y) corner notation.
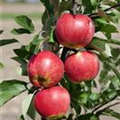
top-left (27, 51), bottom-right (64, 88)
top-left (64, 51), bottom-right (99, 83)
top-left (34, 86), bottom-right (70, 119)
top-left (55, 13), bottom-right (95, 49)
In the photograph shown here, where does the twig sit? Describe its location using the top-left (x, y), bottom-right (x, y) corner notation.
top-left (89, 3), bottom-right (120, 18)
top-left (92, 95), bottom-right (118, 113)
top-left (96, 101), bottom-right (120, 116)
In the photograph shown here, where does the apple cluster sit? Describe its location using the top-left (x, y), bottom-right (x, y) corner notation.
top-left (27, 13), bottom-right (100, 119)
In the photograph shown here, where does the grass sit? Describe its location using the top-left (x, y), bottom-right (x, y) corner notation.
top-left (1, 13), bottom-right (42, 20)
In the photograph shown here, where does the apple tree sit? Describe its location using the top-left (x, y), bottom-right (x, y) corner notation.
top-left (0, 0), bottom-right (120, 120)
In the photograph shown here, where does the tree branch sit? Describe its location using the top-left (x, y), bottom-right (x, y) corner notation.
top-left (92, 94), bottom-right (118, 113)
top-left (89, 3), bottom-right (120, 18)
top-left (96, 101), bottom-right (120, 116)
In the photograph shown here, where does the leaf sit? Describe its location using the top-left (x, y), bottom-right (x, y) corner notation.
top-left (25, 34), bottom-right (42, 54)
top-left (67, 114), bottom-right (74, 120)
top-left (19, 115), bottom-right (25, 120)
top-left (0, 39), bottom-right (18, 46)
top-left (0, 30), bottom-right (3, 35)
top-left (108, 9), bottom-right (120, 23)
top-left (89, 37), bottom-right (112, 57)
top-left (111, 47), bottom-right (120, 59)
top-left (72, 91), bottom-right (90, 104)
top-left (15, 15), bottom-right (35, 32)
top-left (58, 1), bottom-right (72, 15)
top-left (12, 57), bottom-right (28, 76)
top-left (82, 0), bottom-right (93, 14)
top-left (0, 80), bottom-right (27, 106)
top-left (0, 62), bottom-right (4, 69)
top-left (89, 37), bottom-right (106, 51)
top-left (11, 28), bottom-right (31, 35)
top-left (40, 0), bottom-right (54, 14)
top-left (27, 95), bottom-right (36, 120)
top-left (77, 113), bottom-right (99, 120)
top-left (89, 93), bottom-right (100, 101)
top-left (22, 93), bottom-right (35, 119)
top-left (101, 24), bottom-right (118, 33)
top-left (71, 100), bottom-right (81, 116)
top-left (102, 109), bottom-right (120, 119)
top-left (13, 46), bottom-right (32, 59)
top-left (107, 90), bottom-right (117, 100)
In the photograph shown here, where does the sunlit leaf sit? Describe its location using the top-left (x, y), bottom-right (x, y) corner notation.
top-left (15, 15), bottom-right (35, 32)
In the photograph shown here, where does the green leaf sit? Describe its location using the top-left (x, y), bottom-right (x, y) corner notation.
top-left (12, 57), bottom-right (28, 76)
top-left (72, 91), bottom-right (90, 104)
top-left (77, 113), bottom-right (99, 120)
top-left (11, 28), bottom-right (31, 35)
top-left (40, 0), bottom-right (54, 14)
top-left (101, 24), bottom-right (118, 33)
top-left (82, 0), bottom-right (93, 14)
top-left (26, 34), bottom-right (42, 54)
top-left (0, 62), bottom-right (4, 69)
top-left (0, 39), bottom-right (18, 46)
top-left (89, 93), bottom-right (100, 101)
top-left (19, 115), bottom-right (25, 120)
top-left (0, 80), bottom-right (27, 106)
top-left (14, 46), bottom-right (32, 59)
top-left (89, 37), bottom-right (112, 57)
top-left (67, 114), bottom-right (74, 120)
top-left (102, 109), bottom-right (120, 119)
top-left (111, 47), bottom-right (120, 59)
top-left (107, 90), bottom-right (117, 100)
top-left (89, 37), bottom-right (106, 51)
top-left (22, 93), bottom-right (36, 119)
top-left (108, 9), bottom-right (120, 23)
top-left (58, 1), bottom-right (72, 15)
top-left (0, 30), bottom-right (3, 35)
top-left (110, 76), bottom-right (120, 89)
top-left (71, 100), bottom-right (81, 116)
top-left (15, 15), bottom-right (35, 32)
top-left (27, 95), bottom-right (36, 120)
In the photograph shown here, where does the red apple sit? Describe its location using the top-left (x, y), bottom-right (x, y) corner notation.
top-left (55, 13), bottom-right (95, 48)
top-left (65, 51), bottom-right (99, 83)
top-left (27, 51), bottom-right (64, 88)
top-left (34, 86), bottom-right (70, 119)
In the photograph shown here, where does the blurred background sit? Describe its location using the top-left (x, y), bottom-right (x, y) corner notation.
top-left (0, 0), bottom-right (120, 120)
top-left (1, 0), bottom-right (44, 120)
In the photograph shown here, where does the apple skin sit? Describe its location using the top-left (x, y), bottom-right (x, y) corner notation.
top-left (34, 86), bottom-right (70, 119)
top-left (55, 13), bottom-right (95, 49)
top-left (64, 51), bottom-right (99, 83)
top-left (27, 51), bottom-right (64, 88)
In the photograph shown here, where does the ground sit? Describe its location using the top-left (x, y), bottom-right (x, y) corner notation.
top-left (0, 2), bottom-right (120, 120)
